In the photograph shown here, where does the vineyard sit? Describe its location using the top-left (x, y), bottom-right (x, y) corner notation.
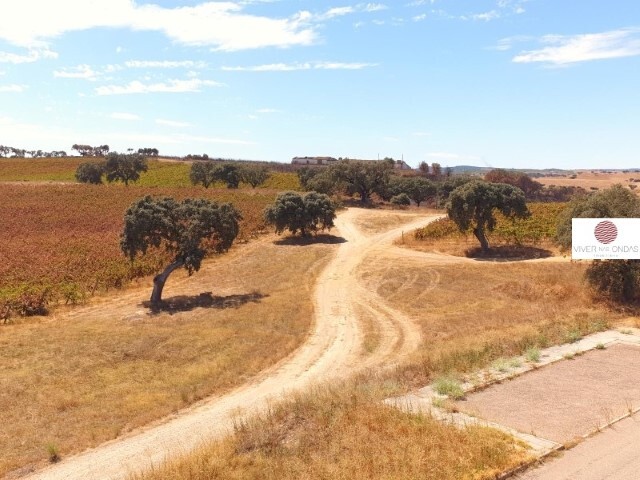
top-left (0, 182), bottom-right (285, 317)
top-left (0, 158), bottom-right (302, 190)
top-left (414, 203), bottom-right (567, 246)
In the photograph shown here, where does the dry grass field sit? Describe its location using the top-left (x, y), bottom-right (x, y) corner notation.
top-left (359, 258), bottom-right (618, 385)
top-left (126, 209), bottom-right (627, 480)
top-left (133, 380), bottom-right (531, 480)
top-left (536, 170), bottom-right (640, 192)
top-left (0, 235), bottom-right (336, 477)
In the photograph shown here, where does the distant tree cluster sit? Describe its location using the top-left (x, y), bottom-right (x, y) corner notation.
top-left (484, 169), bottom-right (543, 199)
top-left (0, 145), bottom-right (66, 158)
top-left (297, 160), bottom-right (464, 206)
top-left (75, 152), bottom-right (148, 186)
top-left (184, 153), bottom-right (210, 160)
top-left (190, 162), bottom-right (270, 189)
top-left (72, 144), bottom-right (110, 157)
top-left (137, 148), bottom-right (159, 157)
top-left (297, 160), bottom-right (394, 203)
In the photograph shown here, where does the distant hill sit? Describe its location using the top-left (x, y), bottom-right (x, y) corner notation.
top-left (448, 165), bottom-right (490, 174)
top-left (448, 165), bottom-right (577, 177)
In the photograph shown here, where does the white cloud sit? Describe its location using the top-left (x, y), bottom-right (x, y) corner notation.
top-left (95, 78), bottom-right (223, 95)
top-left (0, 84), bottom-right (27, 92)
top-left (413, 14), bottom-right (427, 22)
top-left (364, 3), bottom-right (388, 12)
top-left (489, 35), bottom-right (533, 51)
top-left (513, 28), bottom-right (640, 65)
top-left (471, 10), bottom-right (500, 21)
top-left (407, 0), bottom-right (435, 6)
top-left (222, 61), bottom-right (378, 71)
top-left (0, 1), bottom-right (316, 52)
top-left (111, 112), bottom-right (141, 121)
top-left (0, 48), bottom-right (57, 64)
top-left (322, 7), bottom-right (355, 19)
top-left (156, 119), bottom-right (192, 128)
top-left (412, 131), bottom-right (431, 137)
top-left (125, 60), bottom-right (207, 69)
top-left (53, 64), bottom-right (100, 80)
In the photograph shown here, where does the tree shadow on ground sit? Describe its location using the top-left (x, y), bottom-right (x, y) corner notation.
top-left (144, 291), bottom-right (267, 315)
top-left (273, 234), bottom-right (347, 246)
top-left (467, 245), bottom-right (554, 262)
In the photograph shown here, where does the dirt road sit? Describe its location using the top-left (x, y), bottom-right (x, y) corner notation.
top-left (22, 209), bottom-right (434, 480)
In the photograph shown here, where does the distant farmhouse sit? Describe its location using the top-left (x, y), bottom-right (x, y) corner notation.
top-left (291, 156), bottom-right (338, 166)
top-left (292, 156), bottom-right (413, 170)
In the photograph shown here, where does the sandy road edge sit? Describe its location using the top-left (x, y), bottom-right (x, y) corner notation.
top-left (19, 209), bottom-right (437, 480)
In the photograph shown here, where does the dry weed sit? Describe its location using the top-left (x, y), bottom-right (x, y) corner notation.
top-left (0, 238), bottom-right (335, 476)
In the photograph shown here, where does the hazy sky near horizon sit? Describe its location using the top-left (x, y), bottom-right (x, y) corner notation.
top-left (1, 0), bottom-right (639, 168)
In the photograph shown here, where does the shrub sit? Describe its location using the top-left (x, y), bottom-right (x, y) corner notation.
top-left (264, 191), bottom-right (336, 237)
top-left (433, 376), bottom-right (465, 400)
top-left (390, 193), bottom-right (411, 207)
top-left (75, 162), bottom-right (104, 184)
top-left (585, 260), bottom-right (640, 304)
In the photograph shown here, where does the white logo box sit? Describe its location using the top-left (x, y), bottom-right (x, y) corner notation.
top-left (572, 218), bottom-right (640, 259)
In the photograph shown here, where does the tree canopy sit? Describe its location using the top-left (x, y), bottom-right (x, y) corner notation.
top-left (190, 161), bottom-right (218, 188)
top-left (104, 152), bottom-right (148, 186)
top-left (72, 144), bottom-right (109, 157)
top-left (556, 184), bottom-right (640, 250)
top-left (216, 164), bottom-right (242, 189)
top-left (390, 176), bottom-right (437, 206)
top-left (484, 169), bottom-right (543, 199)
top-left (447, 180), bottom-right (529, 252)
top-left (241, 165), bottom-right (270, 188)
top-left (556, 184), bottom-right (640, 305)
top-left (121, 196), bottom-right (241, 304)
top-left (264, 191), bottom-right (336, 237)
top-left (138, 147), bottom-right (159, 157)
top-left (75, 162), bottom-right (104, 184)
top-left (329, 160), bottom-right (392, 203)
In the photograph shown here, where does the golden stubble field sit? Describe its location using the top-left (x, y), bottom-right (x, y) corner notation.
top-left (0, 227), bottom-right (336, 477)
top-left (128, 208), bottom-right (630, 480)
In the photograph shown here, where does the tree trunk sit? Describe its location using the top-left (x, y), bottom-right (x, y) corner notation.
top-left (150, 260), bottom-right (184, 305)
top-left (473, 227), bottom-right (490, 252)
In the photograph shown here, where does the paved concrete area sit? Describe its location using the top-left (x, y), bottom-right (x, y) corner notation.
top-left (385, 329), bottom-right (640, 474)
top-left (515, 415), bottom-right (640, 480)
top-left (457, 343), bottom-right (640, 443)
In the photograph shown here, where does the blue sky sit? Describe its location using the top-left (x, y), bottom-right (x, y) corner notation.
top-left (1, 0), bottom-right (639, 168)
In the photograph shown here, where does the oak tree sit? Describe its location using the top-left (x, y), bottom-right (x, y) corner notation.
top-left (447, 181), bottom-right (529, 252)
top-left (104, 152), bottom-right (148, 186)
top-left (190, 161), bottom-right (218, 188)
top-left (121, 196), bottom-right (241, 305)
top-left (264, 191), bottom-right (336, 237)
top-left (75, 162), bottom-right (104, 184)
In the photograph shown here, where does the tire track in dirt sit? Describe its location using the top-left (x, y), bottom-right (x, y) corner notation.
top-left (20, 209), bottom-right (436, 480)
